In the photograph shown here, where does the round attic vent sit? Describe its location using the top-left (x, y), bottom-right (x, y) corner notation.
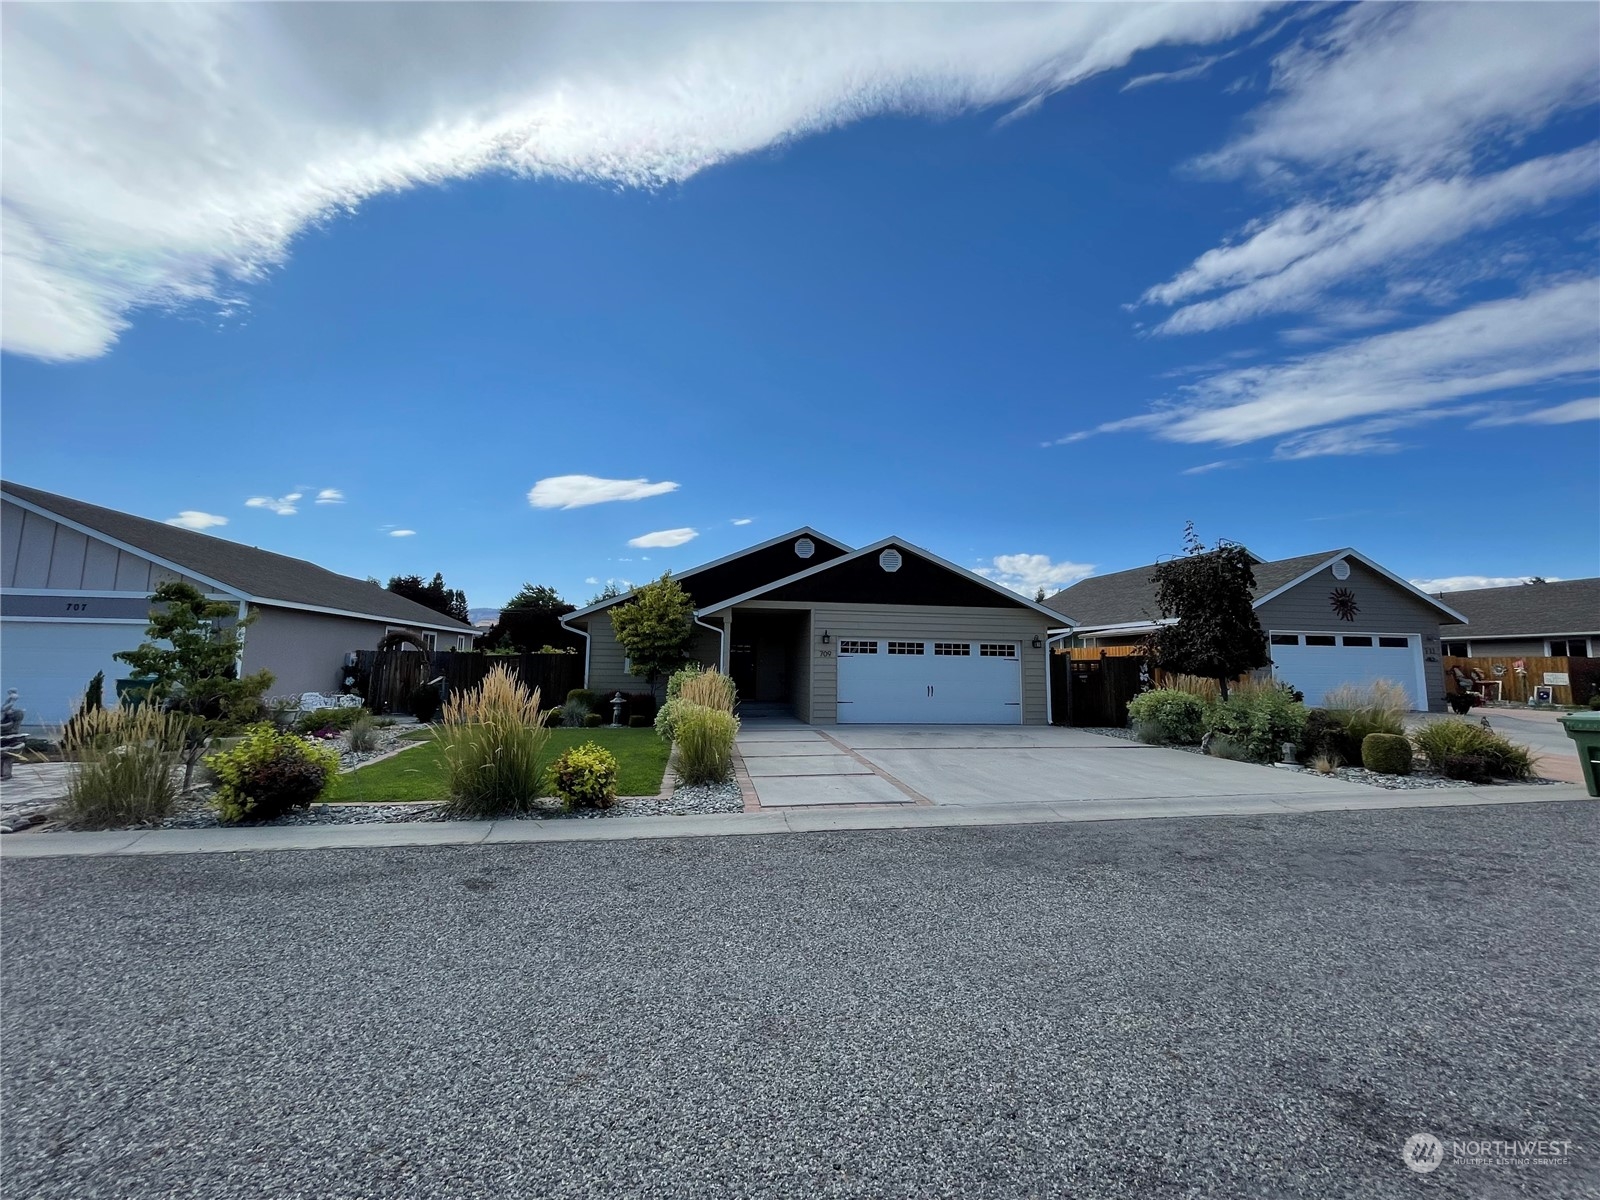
top-left (795, 537), bottom-right (815, 559)
top-left (879, 548), bottom-right (903, 573)
top-left (1331, 559), bottom-right (1351, 581)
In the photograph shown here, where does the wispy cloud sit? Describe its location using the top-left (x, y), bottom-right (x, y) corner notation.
top-left (1, 4), bottom-right (1271, 360)
top-left (388, 529), bottom-right (416, 538)
top-left (628, 527), bottom-right (698, 550)
top-left (1411, 575), bottom-right (1562, 593)
top-left (315, 487), bottom-right (344, 504)
top-left (731, 518), bottom-right (753, 526)
top-left (528, 475), bottom-right (679, 510)
top-left (584, 577), bottom-right (599, 586)
top-left (164, 510), bottom-right (228, 530)
top-left (976, 553), bottom-right (1095, 597)
top-left (1470, 397), bottom-right (1599, 428)
top-left (245, 492), bottom-right (302, 516)
top-left (1181, 460), bottom-right (1245, 475)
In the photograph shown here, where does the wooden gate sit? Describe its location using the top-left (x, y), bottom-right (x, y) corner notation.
top-left (1058, 651), bottom-right (1149, 727)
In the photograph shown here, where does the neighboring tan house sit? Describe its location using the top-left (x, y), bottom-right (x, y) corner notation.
top-left (1, 480), bottom-right (479, 726)
top-left (561, 529), bottom-right (1073, 725)
top-left (1435, 578), bottom-right (1599, 659)
top-left (1042, 548), bottom-right (1467, 711)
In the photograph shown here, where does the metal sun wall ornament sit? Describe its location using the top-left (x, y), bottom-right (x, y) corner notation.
top-left (1329, 587), bottom-right (1360, 622)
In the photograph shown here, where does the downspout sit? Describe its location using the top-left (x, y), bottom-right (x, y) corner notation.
top-left (1044, 628), bottom-right (1073, 726)
top-left (235, 599), bottom-right (250, 676)
top-left (694, 613), bottom-right (727, 673)
top-left (559, 615), bottom-right (591, 689)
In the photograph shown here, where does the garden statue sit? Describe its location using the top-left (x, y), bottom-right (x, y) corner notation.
top-left (0, 690), bottom-right (24, 782)
top-left (610, 692), bottom-right (626, 728)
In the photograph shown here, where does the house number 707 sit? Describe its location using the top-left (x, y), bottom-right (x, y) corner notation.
top-left (64, 602), bottom-right (88, 611)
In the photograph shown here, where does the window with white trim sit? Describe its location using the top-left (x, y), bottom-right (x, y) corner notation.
top-left (979, 643), bottom-right (1016, 658)
top-left (934, 642), bottom-right (970, 656)
top-left (1550, 638), bottom-right (1590, 658)
top-left (1270, 634), bottom-right (1299, 646)
top-left (1442, 640), bottom-right (1469, 657)
top-left (1342, 636), bottom-right (1373, 647)
top-left (887, 641), bottom-right (924, 655)
top-left (1305, 635), bottom-right (1337, 647)
top-left (839, 640), bottom-right (877, 655)
top-left (1378, 637), bottom-right (1410, 649)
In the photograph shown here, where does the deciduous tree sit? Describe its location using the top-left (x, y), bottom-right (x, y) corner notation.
top-left (1146, 524), bottom-right (1269, 701)
top-left (608, 572), bottom-right (694, 697)
top-left (386, 572), bottom-right (469, 623)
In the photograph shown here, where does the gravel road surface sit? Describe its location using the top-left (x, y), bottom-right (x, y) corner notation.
top-left (4, 802), bottom-right (1597, 1199)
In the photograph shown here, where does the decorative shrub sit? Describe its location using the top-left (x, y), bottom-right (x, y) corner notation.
top-left (654, 697), bottom-right (684, 742)
top-left (551, 741), bottom-right (620, 809)
top-left (583, 712), bottom-right (604, 728)
top-left (665, 666), bottom-right (703, 702)
top-left (566, 689), bottom-right (600, 713)
top-left (675, 703), bottom-right (739, 785)
top-left (209, 724), bottom-right (339, 822)
top-left (409, 683), bottom-right (442, 723)
top-left (1323, 680), bottom-right (1408, 747)
top-left (1442, 753), bottom-right (1492, 783)
top-left (544, 706), bottom-right (564, 727)
top-left (61, 671), bottom-right (106, 748)
top-left (562, 697), bottom-right (593, 727)
top-left (293, 706), bottom-right (370, 735)
top-left (1204, 686), bottom-right (1307, 762)
top-left (628, 715), bottom-right (651, 728)
top-left (347, 714), bottom-right (379, 752)
top-left (1298, 709), bottom-right (1353, 766)
top-left (1126, 689), bottom-right (1206, 745)
top-left (1411, 719), bottom-right (1537, 781)
top-left (436, 666), bottom-right (550, 818)
top-left (677, 669), bottom-right (737, 713)
top-left (624, 692), bottom-right (659, 722)
top-left (60, 705), bottom-right (188, 829)
top-left (1361, 733), bottom-right (1413, 775)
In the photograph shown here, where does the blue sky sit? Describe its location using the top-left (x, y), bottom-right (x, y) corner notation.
top-left (4, 2), bottom-right (1597, 611)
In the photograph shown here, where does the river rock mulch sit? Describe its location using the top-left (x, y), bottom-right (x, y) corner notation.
top-left (1077, 726), bottom-right (1562, 790)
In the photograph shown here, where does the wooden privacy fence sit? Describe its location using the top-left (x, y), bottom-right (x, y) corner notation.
top-left (1443, 655), bottom-right (1588, 706)
top-left (351, 650), bottom-right (584, 716)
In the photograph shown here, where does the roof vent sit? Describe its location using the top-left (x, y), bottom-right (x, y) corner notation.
top-left (795, 537), bottom-right (815, 559)
top-left (1331, 559), bottom-right (1351, 581)
top-left (879, 548), bottom-right (903, 573)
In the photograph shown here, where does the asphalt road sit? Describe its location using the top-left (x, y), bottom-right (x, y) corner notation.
top-left (4, 802), bottom-right (1598, 1199)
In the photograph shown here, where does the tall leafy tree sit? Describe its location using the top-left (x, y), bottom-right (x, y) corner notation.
top-left (387, 572), bottom-right (469, 623)
top-left (114, 582), bottom-right (274, 787)
top-left (485, 583), bottom-right (580, 653)
top-left (588, 580), bottom-right (626, 605)
top-left (608, 572), bottom-right (694, 696)
top-left (1146, 524), bottom-right (1269, 700)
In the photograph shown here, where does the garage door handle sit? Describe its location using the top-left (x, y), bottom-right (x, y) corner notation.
top-left (927, 685), bottom-right (934, 698)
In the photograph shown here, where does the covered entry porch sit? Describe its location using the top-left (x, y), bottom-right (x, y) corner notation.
top-left (723, 607), bottom-right (812, 721)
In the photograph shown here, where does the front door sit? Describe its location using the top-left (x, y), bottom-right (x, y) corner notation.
top-left (729, 641), bottom-right (757, 702)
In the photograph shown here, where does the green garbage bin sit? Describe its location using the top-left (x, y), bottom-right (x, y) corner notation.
top-left (1558, 711), bottom-right (1600, 797)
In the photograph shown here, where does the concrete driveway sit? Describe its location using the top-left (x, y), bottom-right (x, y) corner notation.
top-left (738, 723), bottom-right (1377, 808)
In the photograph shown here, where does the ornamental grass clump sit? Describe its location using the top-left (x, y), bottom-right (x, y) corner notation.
top-left (208, 724), bottom-right (340, 823)
top-left (1323, 680), bottom-right (1408, 749)
top-left (675, 704), bottom-right (740, 785)
top-left (676, 668), bottom-right (738, 713)
top-left (435, 665), bottom-right (550, 818)
top-left (1411, 719), bottom-right (1536, 781)
top-left (60, 704), bottom-right (188, 829)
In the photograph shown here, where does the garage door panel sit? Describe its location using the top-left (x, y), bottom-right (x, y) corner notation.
top-left (1, 620), bottom-right (145, 725)
top-left (837, 640), bottom-right (1021, 724)
top-left (1269, 631), bottom-right (1423, 709)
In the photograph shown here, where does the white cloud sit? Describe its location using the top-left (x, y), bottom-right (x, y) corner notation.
top-left (527, 475), bottom-right (679, 509)
top-left (1143, 146), bottom-right (1599, 334)
top-left (388, 529), bottom-right (416, 538)
top-left (1094, 279), bottom-right (1599, 451)
top-left (976, 553), bottom-right (1095, 597)
top-left (1471, 397), bottom-right (1599, 429)
top-left (245, 492), bottom-right (302, 515)
top-left (1, 3), bottom-right (1273, 360)
top-left (1411, 575), bottom-right (1564, 593)
top-left (628, 528), bottom-right (698, 549)
top-left (584, 577), bottom-right (599, 586)
top-left (731, 518), bottom-right (753, 526)
top-left (1181, 460), bottom-right (1244, 475)
top-left (164, 510), bottom-right (228, 530)
top-left (315, 487), bottom-right (344, 504)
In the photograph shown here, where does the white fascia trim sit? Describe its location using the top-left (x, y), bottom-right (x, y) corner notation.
top-left (563, 527), bottom-right (855, 622)
top-left (695, 536), bottom-right (1077, 625)
top-left (1251, 549), bottom-right (1470, 624)
top-left (1071, 618), bottom-right (1174, 635)
top-left (0, 616), bottom-right (148, 624)
top-left (256, 597), bottom-right (479, 636)
top-left (0, 492), bottom-right (247, 600)
top-left (1, 587), bottom-right (232, 600)
top-left (1448, 629), bottom-right (1600, 640)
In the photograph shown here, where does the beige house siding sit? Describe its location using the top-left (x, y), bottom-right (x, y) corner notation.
top-left (3, 501), bottom-right (212, 594)
top-left (245, 606), bottom-right (398, 697)
top-left (1256, 558), bottom-right (1446, 710)
top-left (582, 613), bottom-right (723, 697)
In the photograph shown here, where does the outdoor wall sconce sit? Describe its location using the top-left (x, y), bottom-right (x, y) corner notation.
top-left (1031, 635), bottom-right (1043, 649)
top-left (821, 630), bottom-right (831, 644)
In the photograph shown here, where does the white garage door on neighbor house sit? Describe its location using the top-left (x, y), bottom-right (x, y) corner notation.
top-left (1, 619), bottom-right (146, 726)
top-left (836, 639), bottom-right (1022, 724)
top-left (1268, 631), bottom-right (1426, 710)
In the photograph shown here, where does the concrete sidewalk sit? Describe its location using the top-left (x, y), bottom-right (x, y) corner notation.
top-left (0, 783), bottom-right (1582, 858)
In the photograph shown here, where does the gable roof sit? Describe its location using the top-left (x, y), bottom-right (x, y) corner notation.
top-left (697, 536), bottom-right (1074, 623)
top-left (2, 480), bottom-right (477, 634)
top-left (1437, 577), bottom-right (1600, 638)
top-left (1044, 547), bottom-right (1466, 629)
top-left (564, 527), bottom-right (853, 621)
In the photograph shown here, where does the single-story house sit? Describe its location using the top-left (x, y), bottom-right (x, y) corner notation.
top-left (1, 480), bottom-right (479, 726)
top-left (562, 529), bottom-right (1073, 725)
top-left (1435, 578), bottom-right (1599, 659)
top-left (1041, 548), bottom-right (1468, 711)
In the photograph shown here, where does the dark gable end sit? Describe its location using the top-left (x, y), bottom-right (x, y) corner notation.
top-left (680, 535), bottom-right (850, 608)
top-left (756, 543), bottom-right (1034, 609)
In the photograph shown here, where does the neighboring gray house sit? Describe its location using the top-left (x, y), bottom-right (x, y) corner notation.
top-left (562, 529), bottom-right (1072, 725)
top-left (1, 480), bottom-right (478, 726)
top-left (1435, 578), bottom-right (1599, 658)
top-left (1042, 548), bottom-right (1467, 711)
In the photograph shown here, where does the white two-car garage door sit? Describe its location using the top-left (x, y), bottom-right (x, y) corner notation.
top-left (1268, 631), bottom-right (1426, 710)
top-left (837, 639), bottom-right (1021, 724)
top-left (1, 620), bottom-right (146, 726)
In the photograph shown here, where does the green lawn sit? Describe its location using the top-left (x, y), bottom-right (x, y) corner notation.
top-left (326, 726), bottom-right (671, 803)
